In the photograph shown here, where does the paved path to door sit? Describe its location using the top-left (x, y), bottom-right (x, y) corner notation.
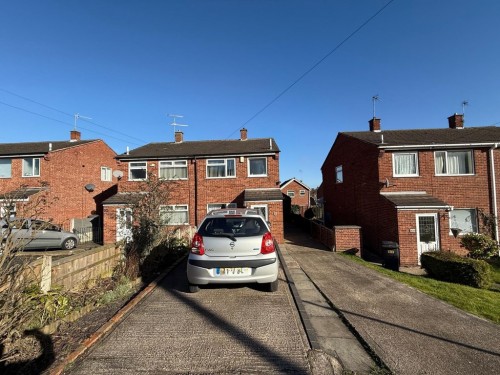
top-left (66, 259), bottom-right (311, 374)
top-left (283, 226), bottom-right (500, 375)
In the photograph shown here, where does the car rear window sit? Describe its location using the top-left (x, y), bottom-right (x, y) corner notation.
top-left (198, 217), bottom-right (267, 237)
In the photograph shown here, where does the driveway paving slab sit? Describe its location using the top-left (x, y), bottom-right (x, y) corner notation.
top-left (67, 259), bottom-right (311, 374)
top-left (284, 227), bottom-right (500, 375)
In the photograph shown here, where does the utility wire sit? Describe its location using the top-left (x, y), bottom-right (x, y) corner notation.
top-left (228, 0), bottom-right (396, 137)
top-left (0, 88), bottom-right (73, 117)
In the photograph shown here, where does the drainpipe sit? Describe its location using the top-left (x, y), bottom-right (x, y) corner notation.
top-left (489, 143), bottom-right (499, 252)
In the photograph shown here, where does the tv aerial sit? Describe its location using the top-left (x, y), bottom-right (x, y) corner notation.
top-left (74, 113), bottom-right (92, 130)
top-left (372, 95), bottom-right (381, 118)
top-left (168, 114), bottom-right (189, 133)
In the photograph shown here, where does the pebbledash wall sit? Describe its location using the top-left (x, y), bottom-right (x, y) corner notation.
top-left (103, 135), bottom-right (284, 244)
top-left (0, 133), bottom-right (118, 230)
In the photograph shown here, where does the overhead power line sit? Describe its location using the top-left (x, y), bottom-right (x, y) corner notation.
top-left (229, 0), bottom-right (396, 137)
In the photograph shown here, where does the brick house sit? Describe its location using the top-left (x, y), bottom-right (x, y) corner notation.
top-left (0, 130), bottom-right (118, 235)
top-left (102, 128), bottom-right (284, 244)
top-left (321, 114), bottom-right (500, 266)
top-left (280, 178), bottom-right (310, 215)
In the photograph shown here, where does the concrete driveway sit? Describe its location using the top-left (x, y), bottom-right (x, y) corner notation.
top-left (66, 259), bottom-right (312, 374)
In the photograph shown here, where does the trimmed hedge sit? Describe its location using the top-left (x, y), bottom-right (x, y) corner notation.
top-left (421, 251), bottom-right (492, 289)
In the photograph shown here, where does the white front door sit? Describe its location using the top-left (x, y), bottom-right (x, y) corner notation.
top-left (116, 208), bottom-right (133, 242)
top-left (416, 213), bottom-right (439, 264)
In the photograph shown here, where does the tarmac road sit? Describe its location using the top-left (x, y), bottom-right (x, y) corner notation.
top-left (66, 259), bottom-right (313, 374)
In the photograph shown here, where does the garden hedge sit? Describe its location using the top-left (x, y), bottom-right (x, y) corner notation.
top-left (421, 251), bottom-right (492, 289)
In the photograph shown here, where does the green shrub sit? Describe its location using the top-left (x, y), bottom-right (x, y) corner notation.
top-left (421, 251), bottom-right (492, 289)
top-left (460, 233), bottom-right (499, 259)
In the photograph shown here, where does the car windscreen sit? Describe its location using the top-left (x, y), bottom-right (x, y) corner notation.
top-left (198, 217), bottom-right (267, 237)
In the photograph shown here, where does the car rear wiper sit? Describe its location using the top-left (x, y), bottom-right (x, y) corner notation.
top-left (213, 233), bottom-right (237, 241)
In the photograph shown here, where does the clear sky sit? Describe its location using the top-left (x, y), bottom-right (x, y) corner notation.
top-left (1, 0), bottom-right (499, 188)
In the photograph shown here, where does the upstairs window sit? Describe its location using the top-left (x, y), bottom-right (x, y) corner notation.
top-left (0, 159), bottom-right (12, 178)
top-left (287, 190), bottom-right (295, 198)
top-left (129, 162), bottom-right (147, 181)
top-left (160, 205), bottom-right (189, 225)
top-left (207, 159), bottom-right (235, 178)
top-left (300, 190), bottom-right (306, 196)
top-left (435, 150), bottom-right (473, 175)
top-left (248, 157), bottom-right (267, 177)
top-left (22, 157), bottom-right (40, 177)
top-left (393, 152), bottom-right (419, 177)
top-left (335, 165), bottom-right (343, 183)
top-left (159, 160), bottom-right (188, 180)
top-left (101, 167), bottom-right (112, 181)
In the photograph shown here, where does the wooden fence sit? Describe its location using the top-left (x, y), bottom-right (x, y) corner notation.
top-left (30, 244), bottom-right (122, 291)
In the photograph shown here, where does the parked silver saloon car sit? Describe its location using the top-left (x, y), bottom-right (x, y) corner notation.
top-left (1, 218), bottom-right (78, 251)
top-left (187, 208), bottom-right (279, 293)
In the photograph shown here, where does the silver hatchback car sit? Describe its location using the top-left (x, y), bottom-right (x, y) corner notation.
top-left (186, 208), bottom-right (279, 293)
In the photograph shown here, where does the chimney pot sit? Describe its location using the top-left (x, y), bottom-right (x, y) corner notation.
top-left (369, 117), bottom-right (381, 132)
top-left (240, 128), bottom-right (248, 141)
top-left (175, 131), bottom-right (183, 143)
top-left (448, 113), bottom-right (464, 129)
top-left (70, 130), bottom-right (81, 141)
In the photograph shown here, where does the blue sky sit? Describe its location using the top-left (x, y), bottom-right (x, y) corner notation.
top-left (1, 0), bottom-right (500, 188)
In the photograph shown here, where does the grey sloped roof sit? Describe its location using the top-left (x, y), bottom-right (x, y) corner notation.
top-left (382, 193), bottom-right (450, 208)
top-left (117, 138), bottom-right (280, 159)
top-left (343, 126), bottom-right (500, 148)
top-left (244, 188), bottom-right (284, 202)
top-left (0, 187), bottom-right (47, 200)
top-left (0, 140), bottom-right (97, 156)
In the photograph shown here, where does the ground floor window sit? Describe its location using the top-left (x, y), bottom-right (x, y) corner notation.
top-left (449, 208), bottom-right (478, 235)
top-left (160, 205), bottom-right (189, 225)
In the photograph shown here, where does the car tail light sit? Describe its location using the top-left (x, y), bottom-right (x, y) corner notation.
top-left (260, 232), bottom-right (275, 254)
top-left (191, 233), bottom-right (205, 255)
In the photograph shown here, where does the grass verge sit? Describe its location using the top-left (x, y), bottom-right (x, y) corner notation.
top-left (340, 253), bottom-right (500, 324)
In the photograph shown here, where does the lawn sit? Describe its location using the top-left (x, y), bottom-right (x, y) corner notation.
top-left (341, 254), bottom-right (500, 324)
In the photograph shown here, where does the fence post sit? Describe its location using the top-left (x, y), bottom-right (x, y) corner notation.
top-left (40, 255), bottom-right (52, 293)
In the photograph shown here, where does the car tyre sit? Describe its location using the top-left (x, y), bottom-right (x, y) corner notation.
top-left (267, 278), bottom-right (279, 292)
top-left (62, 238), bottom-right (77, 250)
top-left (189, 284), bottom-right (200, 293)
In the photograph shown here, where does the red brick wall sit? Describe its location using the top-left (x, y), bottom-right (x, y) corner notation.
top-left (333, 226), bottom-right (362, 252)
top-left (1, 141), bottom-right (118, 229)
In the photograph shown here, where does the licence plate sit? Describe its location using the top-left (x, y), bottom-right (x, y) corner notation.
top-left (215, 267), bottom-right (251, 276)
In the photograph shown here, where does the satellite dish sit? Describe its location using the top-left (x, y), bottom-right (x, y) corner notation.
top-left (113, 170), bottom-right (124, 179)
top-left (84, 184), bottom-right (95, 192)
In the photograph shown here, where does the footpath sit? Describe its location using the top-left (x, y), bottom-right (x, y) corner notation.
top-left (281, 226), bottom-right (500, 375)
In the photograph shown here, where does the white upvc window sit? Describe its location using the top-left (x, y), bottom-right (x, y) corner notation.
top-left (159, 160), bottom-right (188, 180)
top-left (207, 203), bottom-right (231, 213)
top-left (160, 205), bottom-right (189, 225)
top-left (435, 150), bottom-right (474, 175)
top-left (129, 162), bottom-right (147, 181)
top-left (248, 157), bottom-right (267, 177)
top-left (101, 167), bottom-right (112, 181)
top-left (22, 157), bottom-right (40, 177)
top-left (393, 152), bottom-right (419, 177)
top-left (299, 190), bottom-right (306, 196)
top-left (207, 158), bottom-right (236, 178)
top-left (449, 208), bottom-right (478, 235)
top-left (335, 165), bottom-right (343, 183)
top-left (0, 159), bottom-right (12, 178)
top-left (287, 190), bottom-right (295, 198)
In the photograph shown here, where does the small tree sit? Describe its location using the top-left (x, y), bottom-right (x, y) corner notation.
top-left (119, 173), bottom-right (177, 279)
top-left (460, 232), bottom-right (499, 260)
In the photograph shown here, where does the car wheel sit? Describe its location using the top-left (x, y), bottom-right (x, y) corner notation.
top-left (189, 284), bottom-right (200, 293)
top-left (267, 278), bottom-right (279, 292)
top-left (62, 238), bottom-right (77, 250)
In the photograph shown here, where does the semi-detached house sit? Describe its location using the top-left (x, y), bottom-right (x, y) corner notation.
top-left (0, 130), bottom-right (118, 236)
top-left (102, 128), bottom-right (284, 244)
top-left (321, 114), bottom-right (500, 266)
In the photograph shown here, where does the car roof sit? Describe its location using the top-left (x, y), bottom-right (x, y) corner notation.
top-left (205, 208), bottom-right (264, 218)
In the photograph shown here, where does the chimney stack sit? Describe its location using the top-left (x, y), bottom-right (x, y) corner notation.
top-left (369, 117), bottom-right (381, 132)
top-left (448, 113), bottom-right (464, 129)
top-left (70, 130), bottom-right (81, 142)
top-left (175, 131), bottom-right (183, 143)
top-left (240, 128), bottom-right (248, 141)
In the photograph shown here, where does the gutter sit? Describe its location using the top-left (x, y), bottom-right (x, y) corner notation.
top-left (379, 142), bottom-right (498, 150)
top-left (489, 144), bottom-right (500, 249)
